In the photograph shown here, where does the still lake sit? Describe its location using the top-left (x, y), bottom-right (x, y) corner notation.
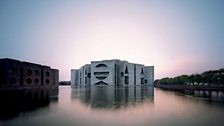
top-left (1, 86), bottom-right (224, 126)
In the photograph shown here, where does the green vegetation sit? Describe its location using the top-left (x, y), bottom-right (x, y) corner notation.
top-left (155, 68), bottom-right (224, 86)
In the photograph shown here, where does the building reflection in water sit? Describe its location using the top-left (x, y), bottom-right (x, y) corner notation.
top-left (184, 90), bottom-right (224, 103)
top-left (71, 86), bottom-right (154, 109)
top-left (0, 88), bottom-right (58, 120)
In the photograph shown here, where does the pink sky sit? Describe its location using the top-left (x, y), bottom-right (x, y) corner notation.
top-left (0, 1), bottom-right (224, 81)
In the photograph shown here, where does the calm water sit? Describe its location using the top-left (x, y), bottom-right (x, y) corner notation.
top-left (1, 86), bottom-right (224, 126)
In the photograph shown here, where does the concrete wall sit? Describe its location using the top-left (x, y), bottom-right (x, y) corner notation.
top-left (41, 66), bottom-right (53, 88)
top-left (0, 59), bottom-right (21, 88)
top-left (91, 60), bottom-right (117, 86)
top-left (83, 64), bottom-right (91, 85)
top-left (71, 69), bottom-right (79, 87)
top-left (52, 69), bottom-right (59, 87)
top-left (71, 69), bottom-right (76, 87)
top-left (74, 64), bottom-right (91, 87)
top-left (135, 64), bottom-right (145, 85)
top-left (79, 66), bottom-right (84, 86)
top-left (128, 63), bottom-right (135, 86)
top-left (120, 62), bottom-right (135, 86)
top-left (116, 61), bottom-right (124, 86)
top-left (21, 62), bottom-right (42, 87)
top-left (145, 66), bottom-right (154, 86)
top-left (0, 58), bottom-right (59, 91)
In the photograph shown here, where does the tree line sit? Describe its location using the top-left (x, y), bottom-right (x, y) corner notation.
top-left (154, 68), bottom-right (224, 86)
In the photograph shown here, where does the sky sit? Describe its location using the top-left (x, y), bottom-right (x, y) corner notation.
top-left (0, 0), bottom-right (224, 81)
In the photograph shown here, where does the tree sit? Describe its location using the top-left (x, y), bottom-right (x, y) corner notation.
top-left (156, 68), bottom-right (224, 87)
top-left (194, 74), bottom-right (202, 85)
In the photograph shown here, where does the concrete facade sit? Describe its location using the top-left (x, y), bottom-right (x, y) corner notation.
top-left (0, 58), bottom-right (59, 93)
top-left (71, 69), bottom-right (78, 87)
top-left (145, 66), bottom-right (154, 86)
top-left (71, 59), bottom-right (154, 87)
top-left (91, 60), bottom-right (118, 86)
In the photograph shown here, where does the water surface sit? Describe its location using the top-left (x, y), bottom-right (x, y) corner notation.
top-left (1, 86), bottom-right (224, 126)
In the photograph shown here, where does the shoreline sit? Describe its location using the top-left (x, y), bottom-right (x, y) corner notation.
top-left (155, 84), bottom-right (224, 91)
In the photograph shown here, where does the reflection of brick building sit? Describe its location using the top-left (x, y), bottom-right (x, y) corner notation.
top-left (71, 59), bottom-right (154, 87)
top-left (0, 58), bottom-right (59, 93)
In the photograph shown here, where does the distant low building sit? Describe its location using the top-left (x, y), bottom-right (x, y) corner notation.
top-left (71, 59), bottom-right (154, 87)
top-left (0, 58), bottom-right (59, 96)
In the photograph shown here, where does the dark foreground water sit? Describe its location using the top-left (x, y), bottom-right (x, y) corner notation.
top-left (1, 86), bottom-right (224, 126)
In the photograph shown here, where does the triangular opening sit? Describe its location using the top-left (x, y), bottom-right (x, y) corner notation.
top-left (95, 81), bottom-right (108, 86)
top-left (141, 68), bottom-right (144, 74)
top-left (125, 66), bottom-right (129, 74)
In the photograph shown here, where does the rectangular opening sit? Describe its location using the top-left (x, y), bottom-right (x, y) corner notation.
top-left (141, 77), bottom-right (144, 84)
top-left (85, 76), bottom-right (87, 84)
top-left (125, 76), bottom-right (129, 85)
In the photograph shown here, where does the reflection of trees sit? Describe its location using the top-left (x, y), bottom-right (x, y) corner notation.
top-left (71, 86), bottom-right (154, 109)
top-left (155, 68), bottom-right (224, 86)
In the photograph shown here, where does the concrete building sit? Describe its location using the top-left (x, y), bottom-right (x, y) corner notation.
top-left (71, 59), bottom-right (154, 87)
top-left (0, 58), bottom-right (59, 95)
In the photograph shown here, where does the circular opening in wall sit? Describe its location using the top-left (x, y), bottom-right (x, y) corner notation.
top-left (34, 79), bottom-right (39, 84)
top-left (9, 77), bottom-right (17, 85)
top-left (8, 67), bottom-right (17, 75)
top-left (45, 79), bottom-right (49, 84)
top-left (27, 69), bottom-right (32, 76)
top-left (26, 78), bottom-right (32, 84)
top-left (34, 70), bottom-right (40, 76)
top-left (45, 72), bottom-right (50, 77)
